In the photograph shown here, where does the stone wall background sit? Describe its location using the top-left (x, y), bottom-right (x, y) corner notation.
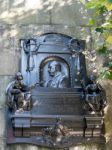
top-left (0, 0), bottom-right (111, 150)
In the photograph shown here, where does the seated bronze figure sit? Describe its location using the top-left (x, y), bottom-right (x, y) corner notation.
top-left (6, 72), bottom-right (32, 112)
top-left (6, 33), bottom-right (107, 148)
top-left (84, 75), bottom-right (107, 113)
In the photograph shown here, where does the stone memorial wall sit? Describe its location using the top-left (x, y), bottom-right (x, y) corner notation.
top-left (0, 0), bottom-right (111, 150)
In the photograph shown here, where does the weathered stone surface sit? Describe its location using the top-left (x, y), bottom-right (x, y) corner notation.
top-left (18, 24), bottom-right (90, 38)
top-left (99, 80), bottom-right (112, 144)
top-left (6, 144), bottom-right (106, 150)
top-left (0, 0), bottom-right (93, 25)
top-left (0, 24), bottom-right (92, 53)
top-left (70, 145), bottom-right (103, 150)
top-left (95, 79), bottom-right (112, 150)
top-left (18, 24), bottom-right (92, 51)
top-left (0, 139), bottom-right (6, 150)
top-left (7, 145), bottom-right (62, 150)
top-left (0, 0), bottom-right (50, 24)
top-left (0, 52), bottom-right (19, 75)
top-left (0, 108), bottom-right (6, 137)
top-left (0, 0), bottom-right (8, 16)
top-left (51, 0), bottom-right (92, 26)
top-left (0, 76), bottom-right (13, 107)
top-left (9, 0), bottom-right (25, 9)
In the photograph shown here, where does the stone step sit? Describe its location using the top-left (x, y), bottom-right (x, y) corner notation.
top-left (85, 116), bottom-right (103, 125)
top-left (12, 115), bottom-right (85, 128)
top-left (32, 97), bottom-right (82, 105)
top-left (32, 87), bottom-right (83, 94)
top-left (31, 119), bottom-right (85, 128)
top-left (12, 113), bottom-right (104, 138)
top-left (85, 128), bottom-right (102, 137)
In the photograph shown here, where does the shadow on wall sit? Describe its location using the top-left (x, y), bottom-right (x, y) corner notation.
top-left (0, 0), bottom-right (92, 25)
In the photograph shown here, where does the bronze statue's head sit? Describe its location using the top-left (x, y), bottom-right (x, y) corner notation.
top-left (48, 61), bottom-right (61, 77)
top-left (89, 75), bottom-right (96, 83)
top-left (15, 72), bottom-right (23, 81)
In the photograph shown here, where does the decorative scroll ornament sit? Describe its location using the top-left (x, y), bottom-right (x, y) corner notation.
top-left (23, 39), bottom-right (39, 72)
top-left (69, 38), bottom-right (83, 75)
top-left (40, 118), bottom-right (75, 147)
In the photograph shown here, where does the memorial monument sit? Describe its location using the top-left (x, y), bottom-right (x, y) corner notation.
top-left (6, 33), bottom-right (107, 148)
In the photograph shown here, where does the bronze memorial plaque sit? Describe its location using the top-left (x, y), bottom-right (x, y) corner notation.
top-left (6, 33), bottom-right (107, 148)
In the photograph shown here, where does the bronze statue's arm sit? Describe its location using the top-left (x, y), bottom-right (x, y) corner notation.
top-left (11, 88), bottom-right (21, 94)
top-left (28, 81), bottom-right (45, 90)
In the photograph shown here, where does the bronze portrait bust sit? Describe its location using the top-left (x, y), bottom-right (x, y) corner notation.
top-left (45, 61), bottom-right (68, 88)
